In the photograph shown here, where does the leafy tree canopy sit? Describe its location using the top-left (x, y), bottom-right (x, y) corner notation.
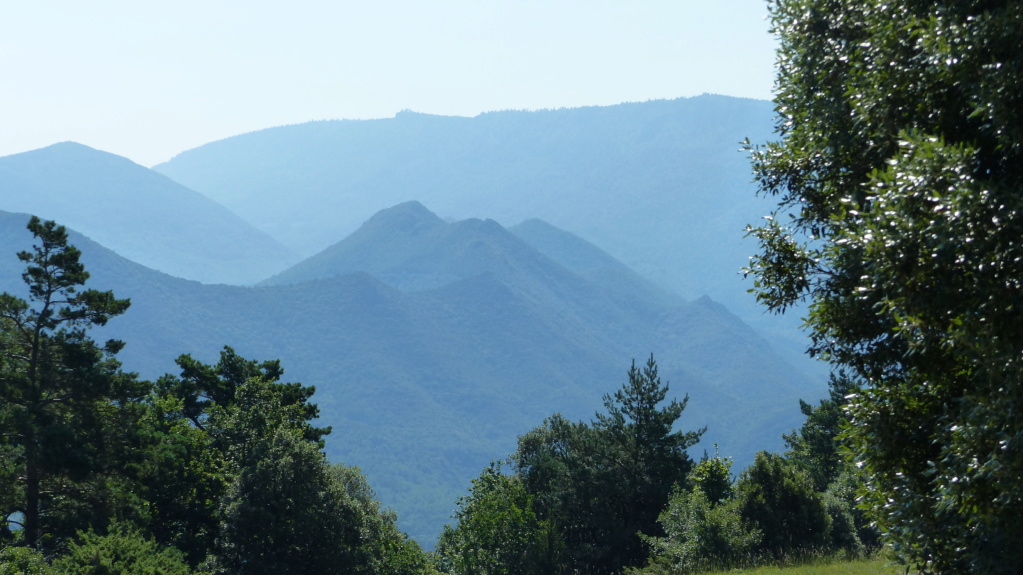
top-left (734, 452), bottom-right (830, 558)
top-left (54, 522), bottom-right (192, 575)
top-left (782, 372), bottom-right (856, 492)
top-left (746, 1), bottom-right (1023, 571)
top-left (689, 448), bottom-right (734, 506)
top-left (437, 461), bottom-right (560, 575)
top-left (513, 355), bottom-right (703, 573)
top-left (157, 346), bottom-right (329, 445)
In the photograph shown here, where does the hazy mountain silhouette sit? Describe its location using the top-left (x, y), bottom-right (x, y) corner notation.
top-left (153, 95), bottom-right (820, 377)
top-left (0, 206), bottom-right (819, 545)
top-left (260, 200), bottom-right (575, 292)
top-left (0, 142), bottom-right (298, 284)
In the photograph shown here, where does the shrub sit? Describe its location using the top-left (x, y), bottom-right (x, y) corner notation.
top-left (54, 522), bottom-right (191, 575)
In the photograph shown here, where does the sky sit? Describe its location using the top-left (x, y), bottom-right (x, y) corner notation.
top-left (1, 1), bottom-right (777, 167)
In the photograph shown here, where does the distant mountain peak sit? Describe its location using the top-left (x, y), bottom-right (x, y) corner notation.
top-left (3, 141), bottom-right (139, 169)
top-left (0, 143), bottom-right (298, 284)
top-left (361, 201), bottom-right (445, 235)
top-left (36, 141), bottom-right (97, 152)
top-left (450, 217), bottom-right (504, 233)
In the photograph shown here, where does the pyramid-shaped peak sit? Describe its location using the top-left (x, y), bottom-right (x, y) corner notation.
top-left (512, 218), bottom-right (562, 234)
top-left (1, 141), bottom-right (143, 170)
top-left (35, 141), bottom-right (97, 154)
top-left (360, 201), bottom-right (446, 235)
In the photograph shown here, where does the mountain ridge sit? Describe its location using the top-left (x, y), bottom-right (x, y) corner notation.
top-left (0, 206), bottom-right (820, 545)
top-left (0, 142), bottom-right (299, 285)
top-left (151, 94), bottom-right (822, 378)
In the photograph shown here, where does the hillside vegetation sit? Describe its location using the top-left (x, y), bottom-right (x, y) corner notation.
top-left (0, 219), bottom-right (873, 573)
top-left (0, 207), bottom-right (819, 545)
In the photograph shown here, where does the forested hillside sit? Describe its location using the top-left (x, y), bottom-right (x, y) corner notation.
top-left (0, 207), bottom-right (817, 545)
top-left (0, 217), bottom-right (429, 573)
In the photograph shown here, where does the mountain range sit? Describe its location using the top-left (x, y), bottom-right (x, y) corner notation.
top-left (151, 94), bottom-right (817, 376)
top-left (1, 201), bottom-right (817, 545)
top-left (0, 142), bottom-right (298, 284)
top-left (0, 95), bottom-right (824, 544)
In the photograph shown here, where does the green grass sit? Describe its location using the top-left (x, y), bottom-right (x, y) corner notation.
top-left (700, 556), bottom-right (912, 575)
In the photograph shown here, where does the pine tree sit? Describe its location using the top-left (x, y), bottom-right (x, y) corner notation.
top-left (0, 217), bottom-right (135, 548)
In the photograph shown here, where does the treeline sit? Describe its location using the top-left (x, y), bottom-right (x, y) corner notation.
top-left (1, 218), bottom-right (875, 575)
top-left (0, 218), bottom-right (432, 574)
top-left (434, 367), bottom-right (879, 574)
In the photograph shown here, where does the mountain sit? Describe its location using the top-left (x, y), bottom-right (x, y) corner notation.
top-left (0, 142), bottom-right (299, 284)
top-left (0, 206), bottom-right (820, 545)
top-left (260, 200), bottom-right (560, 291)
top-left (152, 95), bottom-right (821, 377)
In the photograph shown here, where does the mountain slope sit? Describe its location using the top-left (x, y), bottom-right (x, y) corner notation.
top-left (153, 95), bottom-right (819, 376)
top-left (0, 142), bottom-right (299, 284)
top-left (154, 96), bottom-right (771, 298)
top-left (260, 201), bottom-right (575, 292)
top-left (0, 208), bottom-right (820, 546)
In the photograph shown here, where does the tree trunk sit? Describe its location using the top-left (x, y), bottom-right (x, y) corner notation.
top-left (24, 431), bottom-right (39, 548)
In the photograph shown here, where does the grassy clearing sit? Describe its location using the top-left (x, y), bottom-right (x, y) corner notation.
top-left (699, 556), bottom-right (912, 575)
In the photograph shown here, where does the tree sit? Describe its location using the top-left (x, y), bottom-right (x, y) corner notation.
top-left (822, 469), bottom-right (875, 553)
top-left (782, 373), bottom-right (878, 552)
top-left (782, 372), bottom-right (856, 492)
top-left (203, 375), bottom-right (428, 575)
top-left (212, 425), bottom-right (365, 575)
top-left (645, 487), bottom-right (760, 573)
top-left (591, 355), bottom-right (705, 570)
top-left (143, 347), bottom-right (333, 567)
top-left (733, 452), bottom-right (829, 558)
top-left (0, 545), bottom-right (57, 575)
top-left (156, 346), bottom-right (329, 444)
top-left (513, 355), bottom-right (703, 573)
top-left (54, 522), bottom-right (192, 575)
top-left (437, 461), bottom-right (561, 575)
top-left (688, 448), bottom-right (734, 506)
top-left (746, 1), bottom-right (1023, 571)
top-left (0, 217), bottom-right (137, 549)
top-left (135, 392), bottom-right (226, 567)
top-left (511, 414), bottom-right (597, 572)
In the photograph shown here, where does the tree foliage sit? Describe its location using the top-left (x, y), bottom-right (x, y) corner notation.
top-left (206, 376), bottom-right (427, 575)
top-left (733, 452), bottom-right (830, 558)
top-left (140, 347), bottom-right (338, 567)
top-left (512, 356), bottom-right (704, 573)
top-left (54, 522), bottom-right (192, 575)
top-left (0, 216), bottom-right (139, 549)
top-left (688, 448), bottom-right (734, 506)
top-left (437, 461), bottom-right (560, 575)
top-left (782, 373), bottom-right (879, 552)
top-left (645, 487), bottom-right (760, 573)
top-left (0, 218), bottom-right (432, 573)
top-left (746, 1), bottom-right (1023, 571)
top-left (782, 372), bottom-right (856, 492)
top-left (0, 545), bottom-right (56, 575)
top-left (157, 346), bottom-right (329, 444)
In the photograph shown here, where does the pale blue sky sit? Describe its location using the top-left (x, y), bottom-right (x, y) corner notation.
top-left (1, 1), bottom-right (776, 166)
